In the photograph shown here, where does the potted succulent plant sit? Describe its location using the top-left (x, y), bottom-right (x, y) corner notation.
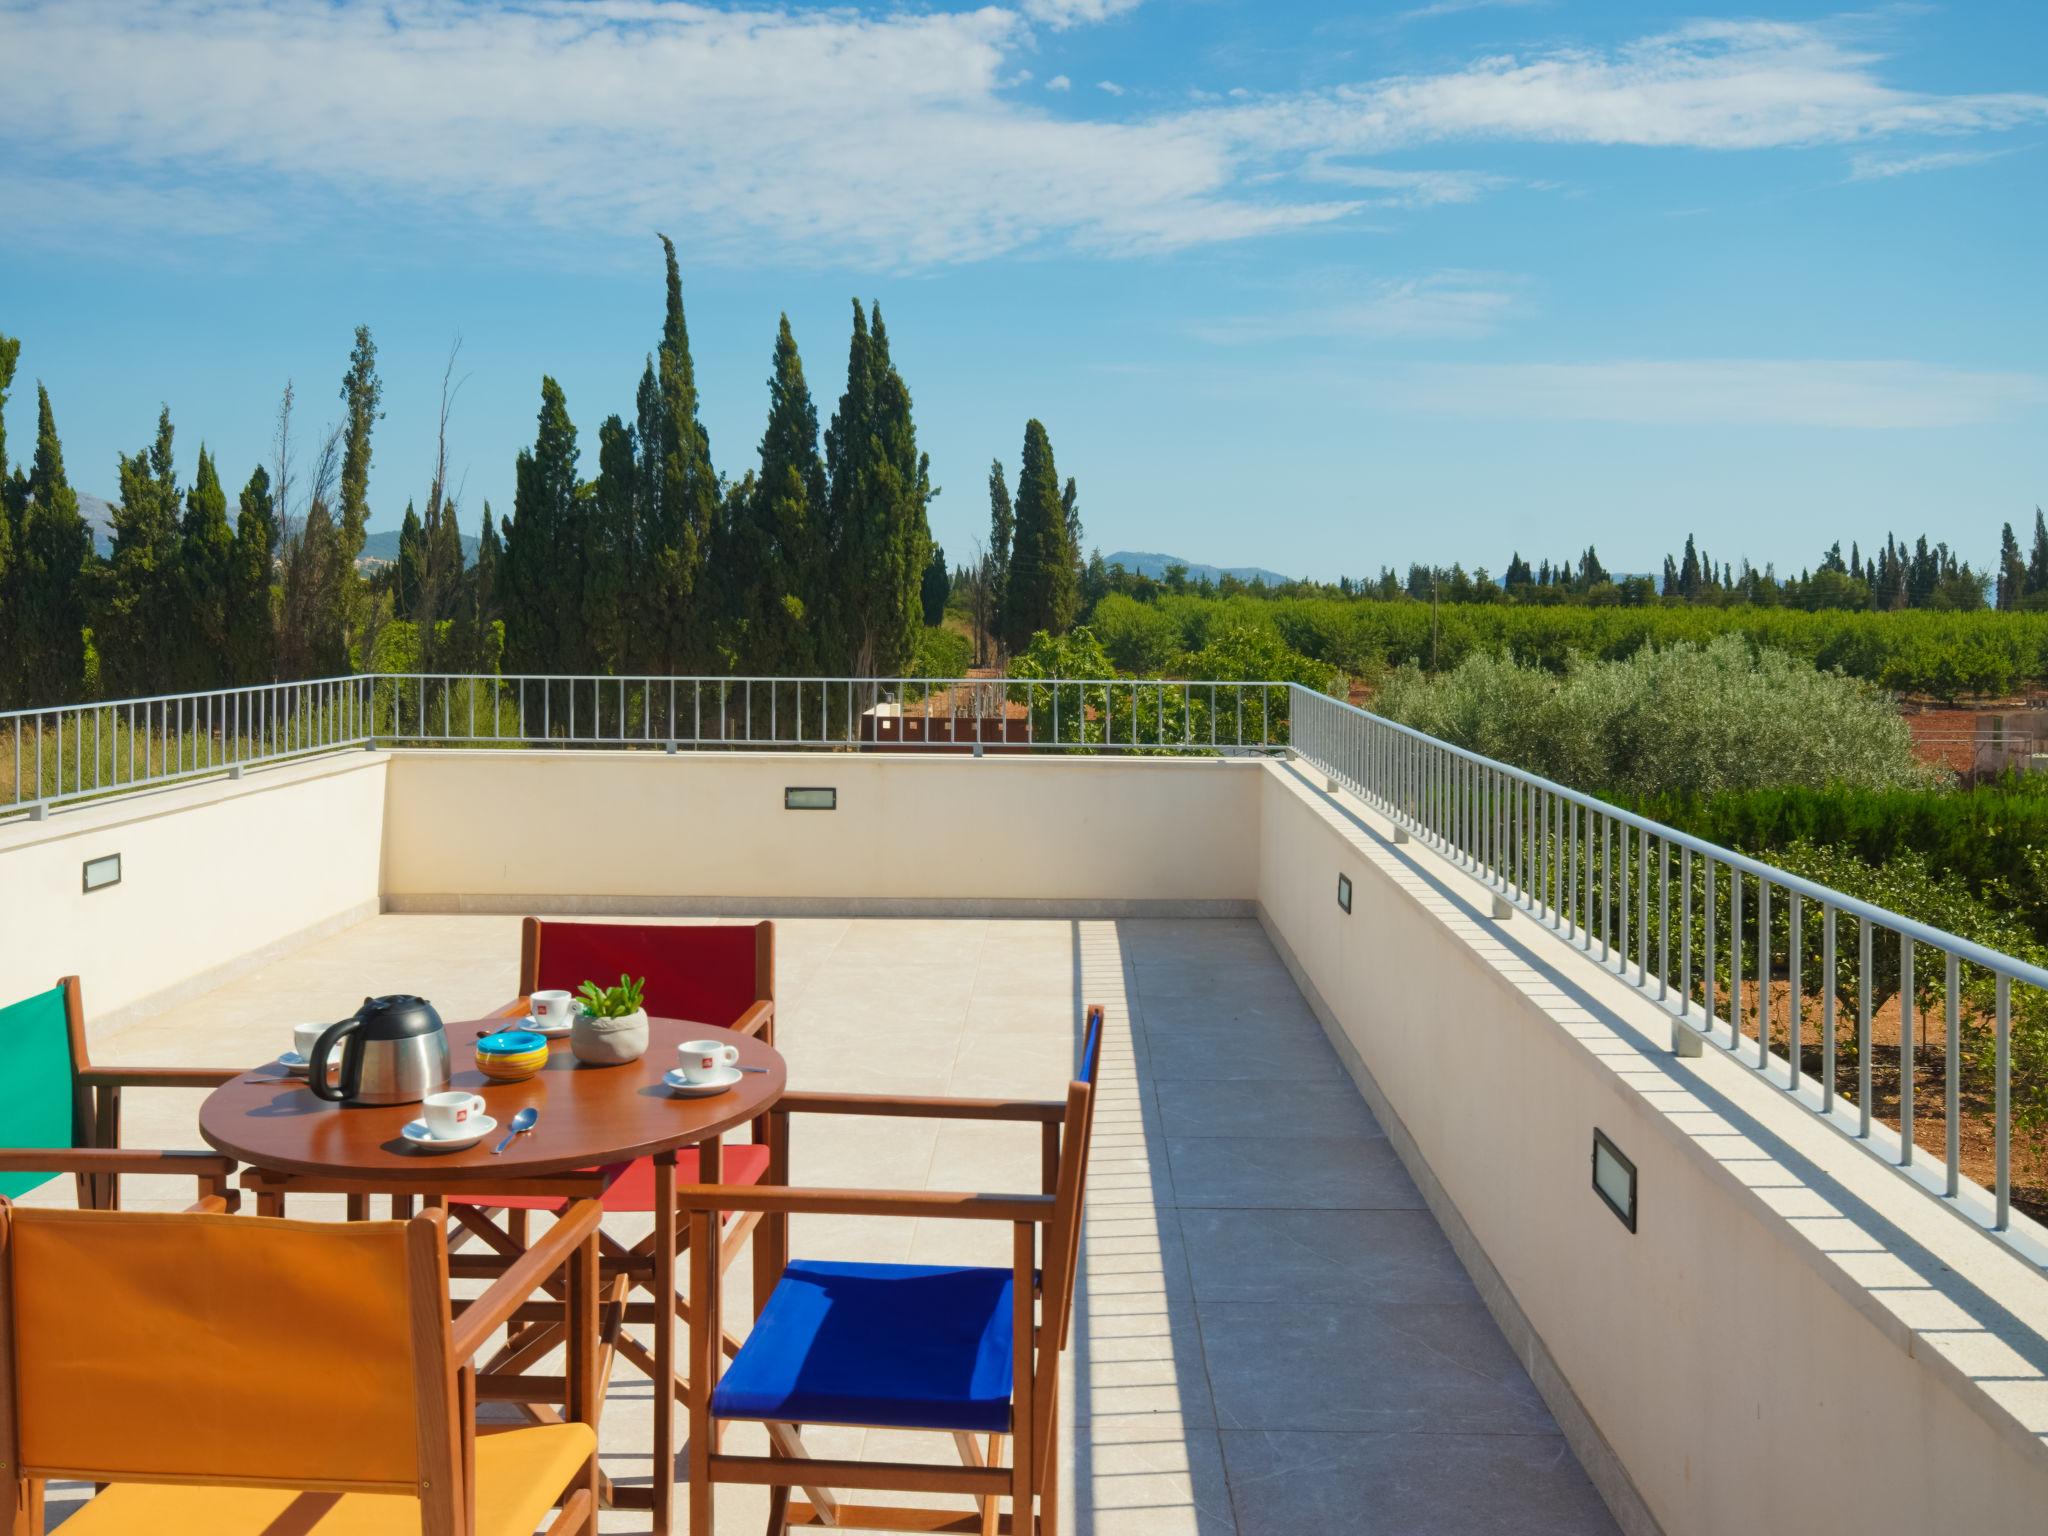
top-left (569, 973), bottom-right (649, 1065)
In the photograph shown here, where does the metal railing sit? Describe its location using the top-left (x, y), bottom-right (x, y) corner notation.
top-left (0, 673), bottom-right (1297, 818)
top-left (1, 677), bottom-right (376, 820)
top-left (6, 671), bottom-right (2038, 1254)
top-left (1290, 685), bottom-right (2044, 1258)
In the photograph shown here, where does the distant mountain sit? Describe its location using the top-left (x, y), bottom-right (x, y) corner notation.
top-left (1104, 550), bottom-right (1297, 587)
top-left (80, 494), bottom-right (116, 556)
top-left (77, 499), bottom-right (479, 570)
top-left (77, 499), bottom-right (477, 573)
top-left (360, 527), bottom-right (479, 568)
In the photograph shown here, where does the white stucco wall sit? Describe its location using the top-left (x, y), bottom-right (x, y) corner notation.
top-left (378, 749), bottom-right (1260, 910)
top-left (1256, 758), bottom-right (2048, 1536)
top-left (0, 754), bottom-right (388, 1029)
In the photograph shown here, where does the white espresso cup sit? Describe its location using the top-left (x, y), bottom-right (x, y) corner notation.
top-left (292, 1021), bottom-right (329, 1061)
top-left (678, 1039), bottom-right (740, 1084)
top-left (423, 1091), bottom-right (487, 1139)
top-left (530, 990), bottom-right (578, 1029)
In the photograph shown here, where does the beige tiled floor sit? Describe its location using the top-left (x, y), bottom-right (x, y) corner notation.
top-left (32, 915), bottom-right (1618, 1534)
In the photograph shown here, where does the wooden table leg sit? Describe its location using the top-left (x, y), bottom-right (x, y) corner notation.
top-left (654, 1153), bottom-right (677, 1536)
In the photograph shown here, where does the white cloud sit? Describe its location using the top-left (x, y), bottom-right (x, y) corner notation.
top-left (1396, 0), bottom-right (1545, 22)
top-left (1097, 80), bottom-right (1127, 97)
top-left (0, 4), bottom-right (2040, 269)
top-left (1197, 272), bottom-right (1521, 343)
top-left (1297, 162), bottom-right (1511, 206)
top-left (1848, 147), bottom-right (2009, 180)
top-left (1021, 0), bottom-right (1143, 28)
top-left (1046, 74), bottom-right (1072, 92)
top-left (1210, 20), bottom-right (2048, 155)
top-left (1372, 360), bottom-right (2048, 429)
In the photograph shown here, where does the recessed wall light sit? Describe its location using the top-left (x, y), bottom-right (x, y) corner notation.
top-left (1337, 873), bottom-right (1352, 914)
top-left (83, 853), bottom-right (122, 893)
top-left (1592, 1129), bottom-right (1637, 1232)
top-left (784, 787), bottom-right (837, 811)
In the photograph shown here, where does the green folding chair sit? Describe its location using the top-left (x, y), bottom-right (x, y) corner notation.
top-left (0, 976), bottom-right (241, 1209)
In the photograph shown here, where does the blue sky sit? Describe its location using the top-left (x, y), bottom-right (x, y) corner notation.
top-left (1, 0), bottom-right (2042, 581)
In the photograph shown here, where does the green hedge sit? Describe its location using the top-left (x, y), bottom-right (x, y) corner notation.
top-left (1631, 775), bottom-right (2048, 947)
top-left (1084, 593), bottom-right (2048, 699)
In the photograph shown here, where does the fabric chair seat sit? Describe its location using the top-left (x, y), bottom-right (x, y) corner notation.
top-left (456, 1142), bottom-right (772, 1213)
top-left (712, 1260), bottom-right (1016, 1434)
top-left (48, 1422), bottom-right (595, 1535)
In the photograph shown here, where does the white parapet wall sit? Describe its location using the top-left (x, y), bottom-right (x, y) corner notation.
top-left (0, 753), bottom-right (389, 1026)
top-left (379, 748), bottom-right (1261, 913)
top-left (1255, 757), bottom-right (2048, 1536)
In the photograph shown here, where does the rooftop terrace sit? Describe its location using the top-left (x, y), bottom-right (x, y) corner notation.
top-left (4, 674), bottom-right (2047, 1535)
top-left (23, 911), bottom-right (1619, 1534)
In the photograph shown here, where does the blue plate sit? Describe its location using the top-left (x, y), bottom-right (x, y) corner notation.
top-left (477, 1029), bottom-right (548, 1056)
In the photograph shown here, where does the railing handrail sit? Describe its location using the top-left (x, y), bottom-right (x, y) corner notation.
top-left (0, 673), bottom-right (1303, 822)
top-left (0, 674), bottom-right (367, 720)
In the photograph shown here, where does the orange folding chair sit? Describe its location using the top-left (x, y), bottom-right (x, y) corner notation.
top-left (0, 1196), bottom-right (607, 1536)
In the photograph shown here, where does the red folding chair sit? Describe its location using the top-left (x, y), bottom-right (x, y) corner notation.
top-left (451, 920), bottom-right (777, 1481)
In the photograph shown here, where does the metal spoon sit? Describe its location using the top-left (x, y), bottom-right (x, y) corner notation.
top-left (492, 1106), bottom-right (538, 1155)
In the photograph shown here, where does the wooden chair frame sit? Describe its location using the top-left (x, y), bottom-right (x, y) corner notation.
top-left (677, 1005), bottom-right (1106, 1536)
top-left (0, 1148), bottom-right (237, 1216)
top-left (0, 1195), bottom-right (609, 1536)
top-left (7, 976), bottom-right (242, 1210)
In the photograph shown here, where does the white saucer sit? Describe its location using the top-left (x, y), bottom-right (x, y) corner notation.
top-left (519, 1013), bottom-right (574, 1038)
top-left (400, 1114), bottom-right (497, 1153)
top-left (664, 1066), bottom-right (743, 1097)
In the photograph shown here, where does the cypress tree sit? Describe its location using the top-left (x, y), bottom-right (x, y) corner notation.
top-left (1003, 419), bottom-right (1075, 651)
top-left (472, 502), bottom-right (503, 670)
top-left (1061, 475), bottom-right (1083, 604)
top-left (420, 495), bottom-right (466, 672)
top-left (17, 386), bottom-right (91, 703)
top-left (2031, 509), bottom-right (2048, 597)
top-left (637, 236), bottom-right (717, 672)
top-left (985, 458), bottom-right (1013, 658)
top-left (586, 415), bottom-right (637, 674)
top-left (396, 501), bottom-right (424, 619)
top-left (501, 377), bottom-right (581, 675)
top-left (0, 334), bottom-right (19, 701)
top-left (179, 446), bottom-right (233, 688)
top-left (738, 316), bottom-right (827, 676)
top-left (336, 326), bottom-right (383, 661)
top-left (101, 407), bottom-right (183, 695)
top-left (822, 303), bottom-right (930, 674)
top-left (921, 542), bottom-right (949, 628)
top-left (1998, 522), bottom-right (2026, 611)
top-left (226, 464), bottom-right (276, 684)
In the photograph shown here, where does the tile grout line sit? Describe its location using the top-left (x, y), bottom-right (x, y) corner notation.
top-left (1123, 923), bottom-right (1240, 1536)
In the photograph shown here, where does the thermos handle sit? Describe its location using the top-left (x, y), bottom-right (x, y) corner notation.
top-left (306, 1016), bottom-right (361, 1103)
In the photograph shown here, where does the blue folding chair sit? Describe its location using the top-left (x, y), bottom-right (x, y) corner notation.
top-left (677, 1003), bottom-right (1106, 1536)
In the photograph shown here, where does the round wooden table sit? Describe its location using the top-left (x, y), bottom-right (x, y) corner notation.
top-left (199, 1015), bottom-right (784, 1186)
top-left (200, 1014), bottom-right (785, 1536)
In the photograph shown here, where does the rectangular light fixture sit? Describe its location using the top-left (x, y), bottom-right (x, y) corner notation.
top-left (784, 787), bottom-right (837, 811)
top-left (1592, 1129), bottom-right (1637, 1232)
top-left (1337, 873), bottom-right (1352, 914)
top-left (82, 853), bottom-right (122, 893)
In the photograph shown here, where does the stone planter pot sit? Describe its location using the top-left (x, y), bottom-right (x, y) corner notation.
top-left (570, 1007), bottom-right (649, 1066)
